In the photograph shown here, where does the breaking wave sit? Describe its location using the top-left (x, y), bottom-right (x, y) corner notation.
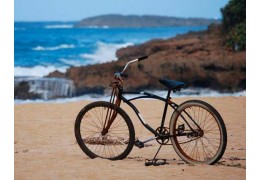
top-left (32, 44), bottom-right (75, 51)
top-left (44, 24), bottom-right (73, 29)
top-left (80, 41), bottom-right (133, 64)
top-left (14, 66), bottom-right (68, 77)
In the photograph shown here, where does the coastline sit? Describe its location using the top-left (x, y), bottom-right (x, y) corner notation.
top-left (14, 88), bottom-right (246, 104)
top-left (15, 96), bottom-right (246, 179)
top-left (15, 24), bottom-right (246, 100)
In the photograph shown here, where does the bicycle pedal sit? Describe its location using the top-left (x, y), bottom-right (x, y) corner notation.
top-left (134, 140), bottom-right (144, 148)
top-left (145, 159), bottom-right (169, 166)
top-left (145, 160), bottom-right (153, 166)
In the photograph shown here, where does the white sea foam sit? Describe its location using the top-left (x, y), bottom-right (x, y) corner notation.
top-left (44, 24), bottom-right (73, 29)
top-left (58, 42), bottom-right (133, 66)
top-left (32, 44), bottom-right (75, 51)
top-left (80, 41), bottom-right (133, 64)
top-left (59, 58), bottom-right (84, 66)
top-left (102, 25), bottom-right (109, 29)
top-left (14, 94), bottom-right (108, 105)
top-left (87, 25), bottom-right (98, 28)
top-left (14, 65), bottom-right (68, 77)
top-left (14, 89), bottom-right (246, 105)
top-left (145, 89), bottom-right (246, 98)
top-left (83, 25), bottom-right (110, 29)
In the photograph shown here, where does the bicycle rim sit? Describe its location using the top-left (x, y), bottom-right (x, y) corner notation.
top-left (170, 100), bottom-right (227, 164)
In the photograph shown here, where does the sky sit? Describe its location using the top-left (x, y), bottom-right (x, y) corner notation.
top-left (15, 0), bottom-right (230, 21)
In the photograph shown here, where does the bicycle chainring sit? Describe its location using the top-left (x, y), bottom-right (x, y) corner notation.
top-left (156, 127), bottom-right (171, 145)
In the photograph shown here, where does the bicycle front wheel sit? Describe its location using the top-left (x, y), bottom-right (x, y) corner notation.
top-left (169, 100), bottom-right (227, 165)
top-left (75, 101), bottom-right (135, 160)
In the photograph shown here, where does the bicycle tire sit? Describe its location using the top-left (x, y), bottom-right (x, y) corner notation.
top-left (169, 100), bottom-right (227, 165)
top-left (75, 101), bottom-right (135, 160)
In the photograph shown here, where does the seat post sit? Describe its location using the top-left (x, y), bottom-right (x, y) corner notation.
top-left (159, 89), bottom-right (171, 133)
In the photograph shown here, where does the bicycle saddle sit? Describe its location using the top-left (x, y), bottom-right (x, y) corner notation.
top-left (159, 78), bottom-right (185, 91)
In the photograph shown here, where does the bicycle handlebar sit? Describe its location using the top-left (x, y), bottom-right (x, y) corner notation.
top-left (121, 55), bottom-right (148, 73)
top-left (114, 55), bottom-right (148, 79)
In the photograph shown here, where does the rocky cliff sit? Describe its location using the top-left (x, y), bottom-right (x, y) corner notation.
top-left (47, 25), bottom-right (246, 95)
top-left (74, 14), bottom-right (219, 28)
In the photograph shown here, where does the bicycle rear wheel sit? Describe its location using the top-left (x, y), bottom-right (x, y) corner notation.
top-left (75, 101), bottom-right (135, 160)
top-left (169, 100), bottom-right (227, 165)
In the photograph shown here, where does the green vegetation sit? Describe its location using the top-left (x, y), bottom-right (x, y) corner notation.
top-left (221, 0), bottom-right (246, 51)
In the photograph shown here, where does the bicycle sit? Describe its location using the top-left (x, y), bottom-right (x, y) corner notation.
top-left (74, 56), bottom-right (227, 166)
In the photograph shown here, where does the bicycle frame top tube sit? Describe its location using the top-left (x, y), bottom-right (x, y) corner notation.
top-left (118, 89), bottom-right (177, 137)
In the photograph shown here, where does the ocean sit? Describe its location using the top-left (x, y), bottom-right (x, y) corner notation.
top-left (14, 22), bottom-right (245, 103)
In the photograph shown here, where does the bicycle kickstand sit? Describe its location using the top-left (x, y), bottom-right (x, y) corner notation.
top-left (144, 143), bottom-right (169, 166)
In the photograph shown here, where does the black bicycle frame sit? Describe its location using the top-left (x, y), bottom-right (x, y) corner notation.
top-left (119, 89), bottom-right (179, 138)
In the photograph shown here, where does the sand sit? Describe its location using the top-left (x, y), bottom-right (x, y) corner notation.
top-left (15, 96), bottom-right (246, 180)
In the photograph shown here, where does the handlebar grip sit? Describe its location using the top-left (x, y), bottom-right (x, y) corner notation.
top-left (138, 55), bottom-right (148, 61)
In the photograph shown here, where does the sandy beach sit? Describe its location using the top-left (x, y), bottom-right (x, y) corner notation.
top-left (14, 96), bottom-right (246, 180)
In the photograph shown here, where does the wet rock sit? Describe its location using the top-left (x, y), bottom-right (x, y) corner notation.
top-left (14, 81), bottom-right (41, 100)
top-left (14, 77), bottom-right (75, 100)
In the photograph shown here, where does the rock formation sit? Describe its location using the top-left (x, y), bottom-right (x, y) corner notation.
top-left (47, 25), bottom-right (246, 96)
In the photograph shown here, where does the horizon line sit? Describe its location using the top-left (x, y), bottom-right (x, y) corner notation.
top-left (14, 13), bottom-right (222, 22)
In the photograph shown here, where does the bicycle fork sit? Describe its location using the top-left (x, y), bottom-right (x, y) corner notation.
top-left (101, 87), bottom-right (121, 135)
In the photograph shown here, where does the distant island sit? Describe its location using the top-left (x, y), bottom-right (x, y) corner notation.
top-left (74, 14), bottom-right (220, 28)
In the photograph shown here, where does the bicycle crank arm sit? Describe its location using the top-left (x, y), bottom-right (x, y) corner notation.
top-left (134, 136), bottom-right (157, 148)
top-left (143, 136), bottom-right (158, 143)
